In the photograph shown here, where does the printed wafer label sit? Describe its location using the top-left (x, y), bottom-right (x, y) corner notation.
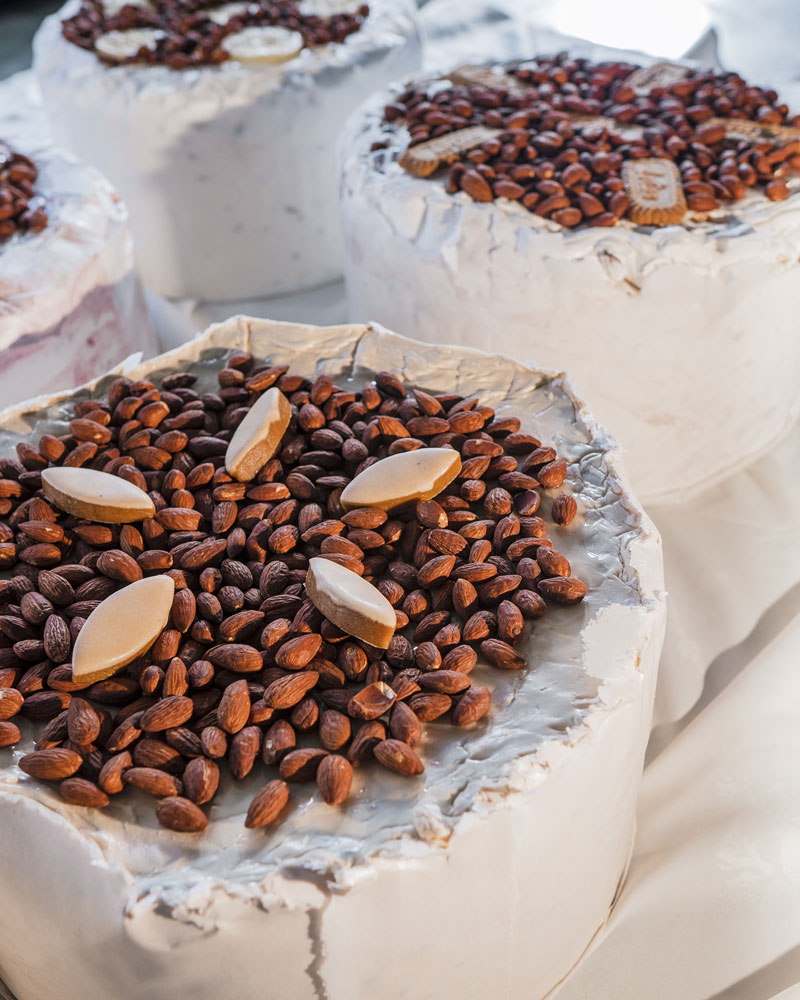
top-left (626, 61), bottom-right (691, 95)
top-left (399, 126), bottom-right (503, 177)
top-left (707, 117), bottom-right (800, 144)
top-left (622, 158), bottom-right (687, 225)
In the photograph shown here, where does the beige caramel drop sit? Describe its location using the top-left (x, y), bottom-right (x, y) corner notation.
top-left (340, 448), bottom-right (461, 512)
top-left (306, 557), bottom-right (396, 649)
top-left (225, 387), bottom-right (292, 482)
top-left (71, 576), bottom-right (175, 685)
top-left (41, 467), bottom-right (155, 523)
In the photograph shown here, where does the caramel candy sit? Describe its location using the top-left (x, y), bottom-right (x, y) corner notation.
top-left (225, 386), bottom-right (291, 482)
top-left (72, 576), bottom-right (176, 685)
top-left (706, 117), bottom-right (800, 144)
top-left (622, 158), bottom-right (687, 226)
top-left (399, 126), bottom-right (503, 178)
top-left (42, 467), bottom-right (155, 523)
top-left (306, 558), bottom-right (396, 649)
top-left (340, 448), bottom-right (462, 512)
top-left (447, 65), bottom-right (533, 97)
top-left (625, 61), bottom-right (690, 95)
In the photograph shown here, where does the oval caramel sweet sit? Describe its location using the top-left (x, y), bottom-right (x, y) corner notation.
top-left (306, 557), bottom-right (396, 649)
top-left (340, 448), bottom-right (461, 512)
top-left (42, 467), bottom-right (155, 523)
top-left (225, 386), bottom-right (292, 483)
top-left (72, 576), bottom-right (175, 685)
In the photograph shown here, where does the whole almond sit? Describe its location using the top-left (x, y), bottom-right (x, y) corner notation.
top-left (497, 600), bottom-right (524, 644)
top-left (245, 779), bottom-right (290, 829)
top-left (156, 796), bottom-right (208, 833)
top-left (537, 458), bottom-right (567, 489)
top-left (408, 692), bottom-right (452, 721)
top-left (217, 678), bottom-right (251, 734)
top-left (319, 710), bottom-right (351, 751)
top-left (419, 670), bottom-right (471, 695)
top-left (441, 645), bottom-right (477, 673)
top-left (262, 719), bottom-right (295, 765)
top-left (170, 588), bottom-right (196, 632)
top-left (537, 548), bottom-right (571, 578)
top-left (67, 697), bottom-right (101, 745)
top-left (316, 754), bottom-right (353, 805)
top-left (373, 739), bottom-right (424, 776)
top-left (552, 494), bottom-right (578, 526)
top-left (105, 713), bottom-right (143, 752)
top-left (537, 577), bottom-right (587, 605)
top-left (229, 725), bottom-right (261, 780)
top-left (206, 643), bottom-right (262, 673)
top-left (43, 614), bottom-right (71, 663)
top-left (480, 639), bottom-right (526, 670)
top-left (183, 757), bottom-right (220, 805)
top-left (264, 671), bottom-right (319, 710)
top-left (275, 633), bottom-right (322, 669)
top-left (59, 777), bottom-right (110, 808)
top-left (417, 554), bottom-right (455, 588)
top-left (97, 549), bottom-right (143, 583)
top-left (347, 720), bottom-right (386, 765)
top-left (98, 751), bottom-right (132, 794)
top-left (134, 738), bottom-right (183, 773)
top-left (0, 720), bottom-right (21, 747)
top-left (19, 747), bottom-right (82, 780)
top-left (140, 695), bottom-right (194, 732)
top-left (463, 610), bottom-right (496, 642)
top-left (278, 747), bottom-right (328, 782)
top-left (389, 701), bottom-right (422, 747)
top-left (452, 686), bottom-right (492, 726)
top-left (0, 687), bottom-right (23, 720)
top-left (347, 681), bottom-right (396, 721)
top-left (123, 766), bottom-right (182, 797)
top-left (201, 725), bottom-right (228, 759)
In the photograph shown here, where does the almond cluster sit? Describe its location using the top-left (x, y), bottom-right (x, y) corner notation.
top-left (62, 1), bottom-right (369, 69)
top-left (0, 354), bottom-right (584, 833)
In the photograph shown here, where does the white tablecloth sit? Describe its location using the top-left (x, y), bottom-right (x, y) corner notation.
top-left (3, 2), bottom-right (800, 996)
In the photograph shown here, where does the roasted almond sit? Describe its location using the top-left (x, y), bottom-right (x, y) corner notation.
top-left (480, 638), bottom-right (526, 670)
top-left (229, 725), bottom-right (262, 780)
top-left (275, 633), bottom-right (322, 669)
top-left (216, 678), bottom-right (251, 734)
top-left (59, 777), bottom-right (110, 808)
top-left (19, 747), bottom-right (82, 780)
top-left (206, 643), bottom-right (262, 673)
top-left (123, 766), bottom-right (182, 798)
top-left (264, 671), bottom-right (319, 710)
top-left (552, 494), bottom-right (578, 526)
top-left (537, 577), bottom-right (587, 605)
top-left (0, 720), bottom-right (21, 747)
top-left (316, 754), bottom-right (353, 805)
top-left (98, 751), bottom-right (132, 795)
top-left (67, 697), bottom-right (101, 746)
top-left (452, 686), bottom-right (492, 726)
top-left (347, 681), bottom-right (396, 721)
top-left (389, 700), bottom-right (422, 747)
top-left (319, 709), bottom-right (351, 751)
top-left (245, 779), bottom-right (290, 828)
top-left (373, 738), bottom-right (424, 776)
top-left (156, 796), bottom-right (208, 833)
top-left (278, 747), bottom-right (328, 782)
top-left (140, 695), bottom-right (194, 732)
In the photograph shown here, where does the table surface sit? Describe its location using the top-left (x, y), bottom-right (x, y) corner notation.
top-left (2, 3), bottom-right (800, 999)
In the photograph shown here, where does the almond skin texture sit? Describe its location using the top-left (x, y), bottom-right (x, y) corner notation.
top-left (156, 796), bottom-right (209, 833)
top-left (246, 779), bottom-right (290, 829)
top-left (59, 777), bottom-right (110, 808)
top-left (316, 754), bottom-right (353, 806)
top-left (373, 739), bottom-right (424, 776)
top-left (452, 686), bottom-right (492, 726)
top-left (19, 748), bottom-right (82, 780)
top-left (183, 757), bottom-right (220, 805)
